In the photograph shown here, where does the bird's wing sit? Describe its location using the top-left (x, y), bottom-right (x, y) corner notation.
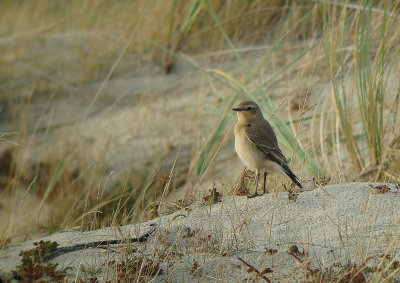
top-left (244, 123), bottom-right (287, 166)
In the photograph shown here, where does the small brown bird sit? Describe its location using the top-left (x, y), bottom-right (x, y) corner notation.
top-left (233, 101), bottom-right (304, 197)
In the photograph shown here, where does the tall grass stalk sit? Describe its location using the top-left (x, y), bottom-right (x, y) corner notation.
top-left (35, 148), bottom-right (69, 227)
top-left (164, 0), bottom-right (206, 73)
top-left (323, 0), bottom-right (362, 172)
top-left (196, 93), bottom-right (238, 177)
top-left (354, 0), bottom-right (399, 166)
top-left (324, 0), bottom-right (400, 175)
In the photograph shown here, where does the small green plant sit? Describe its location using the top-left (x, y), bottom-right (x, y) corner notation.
top-left (79, 264), bottom-right (103, 281)
top-left (202, 187), bottom-right (222, 204)
top-left (182, 227), bottom-right (197, 238)
top-left (12, 240), bottom-right (69, 282)
top-left (19, 240), bottom-right (58, 267)
top-left (235, 168), bottom-right (254, 196)
top-left (12, 262), bottom-right (69, 282)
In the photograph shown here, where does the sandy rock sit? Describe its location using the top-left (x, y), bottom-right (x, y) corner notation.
top-left (1, 182), bottom-right (399, 282)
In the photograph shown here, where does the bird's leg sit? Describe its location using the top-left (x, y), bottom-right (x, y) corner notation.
top-left (263, 172), bottom-right (269, 194)
top-left (255, 170), bottom-right (260, 195)
top-left (248, 170), bottom-right (260, 198)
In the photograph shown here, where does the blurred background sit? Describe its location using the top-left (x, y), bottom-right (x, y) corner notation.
top-left (0, 0), bottom-right (399, 244)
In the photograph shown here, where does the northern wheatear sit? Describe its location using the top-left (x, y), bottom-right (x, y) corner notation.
top-left (233, 101), bottom-right (304, 197)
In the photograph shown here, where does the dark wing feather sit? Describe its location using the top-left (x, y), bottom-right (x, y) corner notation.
top-left (244, 122), bottom-right (304, 190)
top-left (244, 122), bottom-right (287, 166)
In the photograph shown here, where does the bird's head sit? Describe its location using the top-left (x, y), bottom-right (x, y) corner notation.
top-left (232, 101), bottom-right (262, 122)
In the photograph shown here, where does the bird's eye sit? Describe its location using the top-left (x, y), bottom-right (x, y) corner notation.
top-left (247, 107), bottom-right (252, 110)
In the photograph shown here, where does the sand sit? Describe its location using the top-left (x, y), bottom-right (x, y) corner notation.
top-left (1, 182), bottom-right (399, 282)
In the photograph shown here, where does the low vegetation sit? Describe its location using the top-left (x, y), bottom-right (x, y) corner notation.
top-left (12, 240), bottom-right (69, 282)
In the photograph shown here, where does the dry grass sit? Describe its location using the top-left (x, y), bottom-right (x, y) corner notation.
top-left (0, 0), bottom-right (399, 262)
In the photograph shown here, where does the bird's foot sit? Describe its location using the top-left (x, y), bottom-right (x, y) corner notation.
top-left (247, 193), bottom-right (263, 198)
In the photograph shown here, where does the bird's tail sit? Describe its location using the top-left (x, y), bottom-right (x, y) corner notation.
top-left (282, 163), bottom-right (304, 190)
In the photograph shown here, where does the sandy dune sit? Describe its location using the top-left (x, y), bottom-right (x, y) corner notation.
top-left (1, 182), bottom-right (399, 281)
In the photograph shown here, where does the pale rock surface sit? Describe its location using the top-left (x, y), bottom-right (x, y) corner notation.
top-left (1, 182), bottom-right (400, 282)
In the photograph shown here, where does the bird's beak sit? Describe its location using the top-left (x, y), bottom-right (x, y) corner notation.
top-left (232, 108), bottom-right (242, 112)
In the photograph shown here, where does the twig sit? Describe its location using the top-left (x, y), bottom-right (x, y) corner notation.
top-left (349, 254), bottom-right (391, 282)
top-left (286, 251), bottom-right (314, 274)
top-left (267, 98), bottom-right (286, 121)
top-left (237, 257), bottom-right (272, 282)
top-left (43, 224), bottom-right (157, 262)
